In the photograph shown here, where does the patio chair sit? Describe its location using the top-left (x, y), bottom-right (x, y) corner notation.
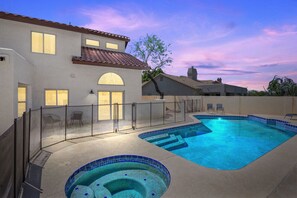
top-left (43, 114), bottom-right (62, 129)
top-left (284, 113), bottom-right (297, 120)
top-left (70, 111), bottom-right (83, 126)
top-left (216, 104), bottom-right (224, 114)
top-left (207, 104), bottom-right (214, 113)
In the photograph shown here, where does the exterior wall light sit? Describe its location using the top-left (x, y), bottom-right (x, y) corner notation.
top-left (89, 89), bottom-right (94, 94)
top-left (0, 56), bottom-right (5, 61)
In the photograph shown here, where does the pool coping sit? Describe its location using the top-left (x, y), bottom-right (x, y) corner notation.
top-left (41, 113), bottom-right (297, 198)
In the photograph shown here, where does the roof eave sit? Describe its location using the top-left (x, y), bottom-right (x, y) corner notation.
top-left (0, 12), bottom-right (130, 42)
top-left (72, 59), bottom-right (149, 70)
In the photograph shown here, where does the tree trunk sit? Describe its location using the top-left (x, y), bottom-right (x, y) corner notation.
top-left (147, 72), bottom-right (164, 99)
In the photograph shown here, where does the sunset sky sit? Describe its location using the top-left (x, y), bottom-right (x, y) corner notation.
top-left (1, 0), bottom-right (297, 90)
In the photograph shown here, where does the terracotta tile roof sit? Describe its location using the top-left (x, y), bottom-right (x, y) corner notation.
top-left (0, 11), bottom-right (130, 43)
top-left (72, 47), bottom-right (149, 70)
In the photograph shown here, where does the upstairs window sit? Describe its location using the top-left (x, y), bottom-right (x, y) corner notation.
top-left (86, 39), bottom-right (99, 47)
top-left (31, 32), bottom-right (56, 54)
top-left (98, 73), bottom-right (124, 85)
top-left (45, 90), bottom-right (68, 106)
top-left (106, 42), bottom-right (118, 50)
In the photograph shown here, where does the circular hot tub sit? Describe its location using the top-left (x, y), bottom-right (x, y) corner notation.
top-left (65, 155), bottom-right (171, 198)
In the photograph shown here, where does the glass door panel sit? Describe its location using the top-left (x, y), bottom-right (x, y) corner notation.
top-left (98, 91), bottom-right (110, 120)
top-left (112, 92), bottom-right (123, 119)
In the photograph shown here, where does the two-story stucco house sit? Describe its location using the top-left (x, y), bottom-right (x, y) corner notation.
top-left (0, 12), bottom-right (148, 134)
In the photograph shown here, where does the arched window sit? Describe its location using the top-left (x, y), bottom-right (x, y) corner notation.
top-left (98, 72), bottom-right (124, 85)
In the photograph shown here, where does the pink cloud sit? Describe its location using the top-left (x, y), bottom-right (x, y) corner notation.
top-left (80, 6), bottom-right (161, 32)
top-left (165, 25), bottom-right (297, 90)
top-left (172, 26), bottom-right (297, 69)
top-left (263, 25), bottom-right (297, 36)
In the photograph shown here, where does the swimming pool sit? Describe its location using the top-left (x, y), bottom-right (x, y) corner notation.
top-left (140, 115), bottom-right (296, 170)
top-left (65, 155), bottom-right (170, 198)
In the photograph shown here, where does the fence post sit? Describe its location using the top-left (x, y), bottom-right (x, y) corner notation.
top-left (174, 101), bottom-right (177, 123)
top-left (150, 102), bottom-right (152, 127)
top-left (91, 104), bottom-right (94, 136)
top-left (28, 108), bottom-right (31, 161)
top-left (135, 103), bottom-right (137, 129)
top-left (65, 105), bottom-right (67, 141)
top-left (163, 101), bottom-right (165, 125)
top-left (113, 103), bottom-right (119, 132)
top-left (22, 112), bottom-right (26, 181)
top-left (131, 103), bottom-right (136, 130)
top-left (40, 106), bottom-right (43, 149)
top-left (14, 118), bottom-right (17, 198)
top-left (184, 100), bottom-right (186, 122)
top-left (196, 99), bottom-right (198, 112)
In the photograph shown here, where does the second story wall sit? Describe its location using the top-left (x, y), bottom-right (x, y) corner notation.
top-left (0, 18), bottom-right (82, 67)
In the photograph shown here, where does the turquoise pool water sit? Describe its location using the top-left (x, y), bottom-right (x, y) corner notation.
top-left (65, 155), bottom-right (170, 198)
top-left (140, 116), bottom-right (296, 170)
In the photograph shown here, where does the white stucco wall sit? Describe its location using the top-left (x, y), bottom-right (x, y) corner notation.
top-left (0, 48), bottom-right (33, 134)
top-left (33, 65), bottom-right (143, 107)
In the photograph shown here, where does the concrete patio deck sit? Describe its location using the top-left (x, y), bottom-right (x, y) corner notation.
top-left (41, 114), bottom-right (297, 198)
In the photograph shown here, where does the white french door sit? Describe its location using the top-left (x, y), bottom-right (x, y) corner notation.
top-left (98, 91), bottom-right (123, 120)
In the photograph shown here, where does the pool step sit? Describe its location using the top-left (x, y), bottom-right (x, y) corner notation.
top-left (162, 135), bottom-right (188, 151)
top-left (153, 134), bottom-right (177, 147)
top-left (144, 133), bottom-right (169, 142)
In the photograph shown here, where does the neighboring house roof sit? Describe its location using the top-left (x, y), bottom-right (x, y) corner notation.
top-left (0, 11), bottom-right (130, 43)
top-left (72, 47), bottom-right (149, 70)
top-left (159, 73), bottom-right (219, 89)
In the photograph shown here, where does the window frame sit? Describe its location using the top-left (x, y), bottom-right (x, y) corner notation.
top-left (98, 72), bottom-right (125, 86)
top-left (31, 31), bottom-right (57, 55)
top-left (86, 38), bottom-right (100, 47)
top-left (44, 89), bottom-right (69, 106)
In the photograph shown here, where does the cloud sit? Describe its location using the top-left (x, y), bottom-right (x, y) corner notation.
top-left (175, 21), bottom-right (237, 45)
top-left (221, 69), bottom-right (259, 74)
top-left (80, 6), bottom-right (161, 33)
top-left (263, 25), bottom-right (297, 36)
top-left (258, 63), bottom-right (279, 68)
top-left (197, 69), bottom-right (258, 76)
top-left (197, 65), bottom-right (222, 69)
top-left (172, 24), bottom-right (297, 69)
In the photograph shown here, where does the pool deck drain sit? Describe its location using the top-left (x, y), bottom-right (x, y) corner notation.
top-left (41, 113), bottom-right (297, 198)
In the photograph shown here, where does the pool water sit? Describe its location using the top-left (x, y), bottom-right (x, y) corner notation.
top-left (171, 117), bottom-right (295, 170)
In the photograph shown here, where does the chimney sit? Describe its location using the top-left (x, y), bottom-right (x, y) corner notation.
top-left (187, 66), bottom-right (197, 81)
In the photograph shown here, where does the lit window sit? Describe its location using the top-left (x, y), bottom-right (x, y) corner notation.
top-left (31, 32), bottom-right (43, 53)
top-left (45, 90), bottom-right (68, 106)
top-left (86, 39), bottom-right (99, 47)
top-left (44, 34), bottom-right (56, 54)
top-left (106, 42), bottom-right (118, 50)
top-left (98, 73), bottom-right (124, 85)
top-left (31, 32), bottom-right (56, 54)
top-left (18, 87), bottom-right (26, 117)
